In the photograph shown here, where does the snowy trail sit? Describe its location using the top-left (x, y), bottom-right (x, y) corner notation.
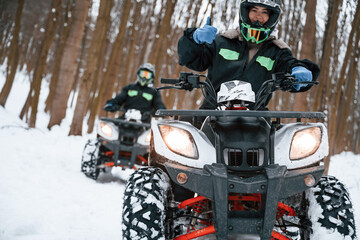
top-left (0, 111), bottom-right (127, 240)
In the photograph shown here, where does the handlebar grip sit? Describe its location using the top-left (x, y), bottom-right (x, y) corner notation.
top-left (161, 78), bottom-right (180, 84)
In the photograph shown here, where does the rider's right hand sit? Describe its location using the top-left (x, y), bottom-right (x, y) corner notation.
top-left (104, 101), bottom-right (118, 112)
top-left (291, 66), bottom-right (312, 90)
top-left (193, 17), bottom-right (217, 44)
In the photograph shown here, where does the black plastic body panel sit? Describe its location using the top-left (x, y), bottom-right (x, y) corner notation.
top-left (164, 162), bottom-right (324, 239)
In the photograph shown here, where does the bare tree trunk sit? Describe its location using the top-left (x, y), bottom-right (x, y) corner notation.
top-left (293, 0), bottom-right (317, 112)
top-left (25, 0), bottom-right (62, 128)
top-left (86, 0), bottom-right (132, 130)
top-left (334, 41), bottom-right (359, 154)
top-left (69, 0), bottom-right (113, 136)
top-left (45, 0), bottom-right (73, 113)
top-left (313, 0), bottom-right (341, 112)
top-left (86, 38), bottom-right (110, 133)
top-left (120, 0), bottom-right (144, 90)
top-left (327, 2), bottom-right (360, 156)
top-left (48, 0), bottom-right (90, 129)
top-left (0, 0), bottom-right (24, 107)
top-left (150, 0), bottom-right (177, 72)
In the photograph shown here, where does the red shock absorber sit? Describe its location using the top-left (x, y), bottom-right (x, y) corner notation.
top-left (188, 198), bottom-right (209, 232)
top-left (271, 202), bottom-right (296, 240)
top-left (175, 196), bottom-right (214, 240)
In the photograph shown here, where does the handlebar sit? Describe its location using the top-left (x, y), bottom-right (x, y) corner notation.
top-left (159, 72), bottom-right (201, 91)
top-left (158, 72), bottom-right (318, 110)
top-left (160, 78), bottom-right (180, 85)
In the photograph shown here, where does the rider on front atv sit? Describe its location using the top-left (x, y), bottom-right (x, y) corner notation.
top-left (177, 0), bottom-right (320, 111)
top-left (104, 63), bottom-right (166, 122)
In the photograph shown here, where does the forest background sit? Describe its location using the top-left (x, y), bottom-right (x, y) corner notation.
top-left (0, 0), bottom-right (359, 172)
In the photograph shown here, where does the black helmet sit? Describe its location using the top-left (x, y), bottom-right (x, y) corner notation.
top-left (239, 0), bottom-right (282, 43)
top-left (137, 63), bottom-right (155, 86)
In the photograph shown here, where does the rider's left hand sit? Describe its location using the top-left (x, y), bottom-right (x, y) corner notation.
top-left (141, 111), bottom-right (151, 122)
top-left (291, 66), bottom-right (312, 91)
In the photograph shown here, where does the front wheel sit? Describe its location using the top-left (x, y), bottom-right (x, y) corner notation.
top-left (122, 167), bottom-right (170, 240)
top-left (81, 139), bottom-right (101, 180)
top-left (305, 175), bottom-right (356, 239)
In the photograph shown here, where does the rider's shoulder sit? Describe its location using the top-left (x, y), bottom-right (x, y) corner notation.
top-left (272, 38), bottom-right (291, 50)
top-left (220, 28), bottom-right (242, 40)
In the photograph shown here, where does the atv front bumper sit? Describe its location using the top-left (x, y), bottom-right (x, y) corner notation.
top-left (164, 162), bottom-right (324, 240)
top-left (100, 139), bottom-right (149, 167)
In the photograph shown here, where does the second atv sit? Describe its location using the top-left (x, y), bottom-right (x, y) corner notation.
top-left (81, 109), bottom-right (151, 180)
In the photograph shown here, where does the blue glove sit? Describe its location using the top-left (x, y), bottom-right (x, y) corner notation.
top-left (291, 66), bottom-right (312, 91)
top-left (193, 17), bottom-right (217, 44)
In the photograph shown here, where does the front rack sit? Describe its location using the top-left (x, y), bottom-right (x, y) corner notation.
top-left (155, 109), bottom-right (326, 121)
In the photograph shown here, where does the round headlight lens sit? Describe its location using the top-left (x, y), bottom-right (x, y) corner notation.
top-left (290, 127), bottom-right (322, 160)
top-left (159, 125), bottom-right (198, 159)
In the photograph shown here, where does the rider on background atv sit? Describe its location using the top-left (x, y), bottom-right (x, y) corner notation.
top-left (177, 0), bottom-right (320, 110)
top-left (104, 63), bottom-right (166, 122)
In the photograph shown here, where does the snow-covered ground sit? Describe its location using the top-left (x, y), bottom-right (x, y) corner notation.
top-left (1, 70), bottom-right (359, 239)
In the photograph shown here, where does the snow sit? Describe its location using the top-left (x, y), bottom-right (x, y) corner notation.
top-left (1, 70), bottom-right (360, 239)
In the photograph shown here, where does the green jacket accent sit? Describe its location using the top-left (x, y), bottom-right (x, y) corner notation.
top-left (128, 90), bottom-right (138, 97)
top-left (256, 56), bottom-right (275, 71)
top-left (142, 92), bottom-right (153, 101)
top-left (219, 48), bottom-right (239, 60)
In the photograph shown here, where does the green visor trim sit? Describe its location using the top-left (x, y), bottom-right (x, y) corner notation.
top-left (219, 48), bottom-right (239, 60)
top-left (128, 90), bottom-right (138, 97)
top-left (142, 92), bottom-right (153, 101)
top-left (241, 23), bottom-right (271, 44)
top-left (256, 56), bottom-right (275, 71)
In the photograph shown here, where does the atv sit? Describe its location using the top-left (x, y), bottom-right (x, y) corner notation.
top-left (81, 109), bottom-right (151, 180)
top-left (122, 73), bottom-right (356, 240)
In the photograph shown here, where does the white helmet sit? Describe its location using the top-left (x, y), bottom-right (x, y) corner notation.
top-left (217, 80), bottom-right (255, 104)
top-left (124, 109), bottom-right (142, 122)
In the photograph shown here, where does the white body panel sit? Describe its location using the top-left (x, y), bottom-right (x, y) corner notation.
top-left (97, 120), bottom-right (150, 147)
top-left (97, 121), bottom-right (119, 140)
top-left (274, 123), bottom-right (329, 169)
top-left (137, 129), bottom-right (151, 146)
top-left (151, 118), bottom-right (216, 169)
top-left (152, 118), bottom-right (328, 170)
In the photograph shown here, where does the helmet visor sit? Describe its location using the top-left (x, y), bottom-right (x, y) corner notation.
top-left (138, 70), bottom-right (153, 80)
top-left (241, 23), bottom-right (271, 44)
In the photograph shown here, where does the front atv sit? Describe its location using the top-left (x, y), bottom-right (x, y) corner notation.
top-left (122, 73), bottom-right (356, 240)
top-left (81, 113), bottom-right (151, 180)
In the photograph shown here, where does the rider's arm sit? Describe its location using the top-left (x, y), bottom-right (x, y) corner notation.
top-left (275, 49), bottom-right (320, 92)
top-left (177, 28), bottom-right (215, 72)
top-left (153, 90), bottom-right (166, 110)
top-left (111, 85), bottom-right (130, 106)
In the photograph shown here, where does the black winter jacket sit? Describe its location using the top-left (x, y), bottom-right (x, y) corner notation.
top-left (110, 83), bottom-right (166, 115)
top-left (178, 28), bottom-right (320, 109)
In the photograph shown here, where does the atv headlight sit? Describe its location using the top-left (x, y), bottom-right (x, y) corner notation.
top-left (98, 121), bottom-right (118, 140)
top-left (290, 127), bottom-right (321, 160)
top-left (159, 125), bottom-right (198, 159)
